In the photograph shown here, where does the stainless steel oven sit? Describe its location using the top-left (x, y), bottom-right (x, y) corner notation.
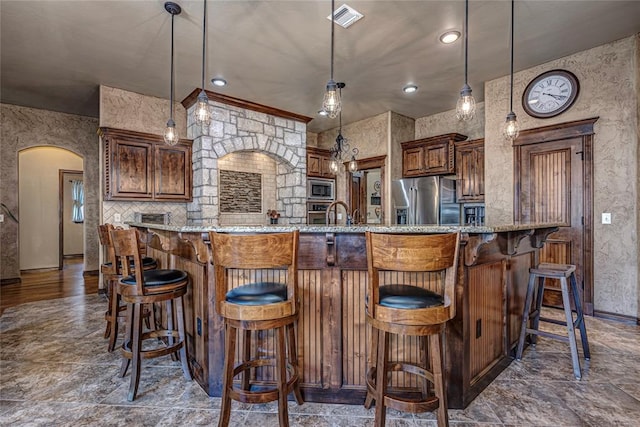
top-left (307, 201), bottom-right (331, 225)
top-left (307, 178), bottom-right (335, 201)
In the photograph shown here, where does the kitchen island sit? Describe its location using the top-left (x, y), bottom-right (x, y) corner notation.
top-left (129, 222), bottom-right (558, 409)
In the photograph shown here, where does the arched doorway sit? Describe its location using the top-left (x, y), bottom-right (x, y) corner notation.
top-left (18, 147), bottom-right (84, 270)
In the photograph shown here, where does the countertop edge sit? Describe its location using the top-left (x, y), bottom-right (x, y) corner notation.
top-left (126, 222), bottom-right (561, 234)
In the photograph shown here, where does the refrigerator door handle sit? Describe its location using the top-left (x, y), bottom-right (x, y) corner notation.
top-left (410, 186), bottom-right (416, 225)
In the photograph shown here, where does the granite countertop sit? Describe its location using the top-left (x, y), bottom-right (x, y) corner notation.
top-left (127, 222), bottom-right (561, 234)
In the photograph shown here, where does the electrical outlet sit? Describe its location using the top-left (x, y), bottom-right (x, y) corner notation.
top-left (114, 213), bottom-right (121, 223)
top-left (602, 213), bottom-right (611, 224)
top-left (337, 213), bottom-right (343, 220)
top-left (0, 214), bottom-right (4, 223)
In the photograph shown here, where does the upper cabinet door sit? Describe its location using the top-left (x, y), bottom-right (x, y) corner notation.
top-left (401, 133), bottom-right (467, 177)
top-left (306, 147), bottom-right (335, 178)
top-left (154, 143), bottom-right (192, 200)
top-left (455, 139), bottom-right (485, 202)
top-left (101, 127), bottom-right (192, 201)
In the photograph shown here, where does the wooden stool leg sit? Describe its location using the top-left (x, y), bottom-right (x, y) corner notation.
top-left (286, 322), bottom-right (304, 405)
top-left (119, 301), bottom-right (133, 377)
top-left (419, 336), bottom-right (430, 399)
top-left (104, 277), bottom-right (114, 339)
top-left (364, 323), bottom-right (378, 410)
top-left (570, 272), bottom-right (590, 360)
top-left (166, 299), bottom-right (177, 361)
top-left (560, 277), bottom-right (582, 380)
top-left (429, 332), bottom-right (449, 427)
top-left (276, 326), bottom-right (290, 427)
top-left (127, 302), bottom-right (144, 401)
top-left (107, 288), bottom-right (120, 352)
top-left (176, 296), bottom-right (192, 380)
top-left (241, 330), bottom-right (251, 391)
top-left (516, 272), bottom-right (537, 359)
top-left (374, 329), bottom-right (388, 427)
top-left (219, 322), bottom-right (237, 427)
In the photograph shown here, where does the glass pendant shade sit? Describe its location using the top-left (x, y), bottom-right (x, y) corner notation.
top-left (194, 90), bottom-right (211, 127)
top-left (456, 84), bottom-right (476, 121)
top-left (164, 119), bottom-right (179, 145)
top-left (329, 158), bottom-right (339, 174)
top-left (348, 157), bottom-right (358, 172)
top-left (502, 112), bottom-right (520, 141)
top-left (323, 80), bottom-right (341, 119)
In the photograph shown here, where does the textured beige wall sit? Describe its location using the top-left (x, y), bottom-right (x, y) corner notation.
top-left (0, 104), bottom-right (100, 279)
top-left (415, 102), bottom-right (485, 141)
top-left (317, 111), bottom-right (415, 224)
top-left (483, 36), bottom-right (639, 317)
top-left (99, 86), bottom-right (187, 137)
top-left (99, 86), bottom-right (189, 226)
top-left (18, 148), bottom-right (83, 269)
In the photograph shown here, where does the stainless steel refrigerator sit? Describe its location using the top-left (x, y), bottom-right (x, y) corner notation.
top-left (391, 176), bottom-right (461, 225)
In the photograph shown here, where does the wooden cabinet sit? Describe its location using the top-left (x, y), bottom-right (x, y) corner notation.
top-left (101, 127), bottom-right (192, 201)
top-left (401, 133), bottom-right (467, 177)
top-left (455, 138), bottom-right (485, 202)
top-left (307, 147), bottom-right (335, 178)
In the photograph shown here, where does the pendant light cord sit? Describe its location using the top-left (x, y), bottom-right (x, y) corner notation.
top-left (201, 0), bottom-right (206, 91)
top-left (170, 11), bottom-right (175, 121)
top-left (330, 0), bottom-right (335, 80)
top-left (509, 0), bottom-right (514, 113)
top-left (464, 0), bottom-right (469, 85)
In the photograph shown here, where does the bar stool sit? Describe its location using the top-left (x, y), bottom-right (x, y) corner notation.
top-left (209, 230), bottom-right (303, 427)
top-left (364, 232), bottom-right (460, 427)
top-left (97, 224), bottom-right (157, 352)
top-left (110, 228), bottom-right (192, 401)
top-left (516, 263), bottom-right (590, 379)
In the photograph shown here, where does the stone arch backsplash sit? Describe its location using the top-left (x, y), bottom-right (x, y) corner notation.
top-left (187, 102), bottom-right (308, 225)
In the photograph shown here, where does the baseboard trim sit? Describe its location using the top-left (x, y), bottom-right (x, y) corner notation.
top-left (593, 309), bottom-right (639, 326)
top-left (1, 277), bottom-right (22, 286)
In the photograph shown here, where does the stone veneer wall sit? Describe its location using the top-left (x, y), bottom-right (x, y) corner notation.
top-left (217, 152), bottom-right (278, 226)
top-left (99, 86), bottom-right (190, 226)
top-left (0, 104), bottom-right (100, 279)
top-left (186, 101), bottom-right (307, 225)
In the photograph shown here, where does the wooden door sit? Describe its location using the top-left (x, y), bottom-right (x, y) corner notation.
top-left (514, 118), bottom-right (596, 314)
top-left (350, 174), bottom-right (362, 223)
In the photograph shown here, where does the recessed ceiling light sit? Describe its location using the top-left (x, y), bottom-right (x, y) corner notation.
top-left (211, 78), bottom-right (227, 87)
top-left (439, 31), bottom-right (461, 44)
top-left (403, 84), bottom-right (418, 94)
top-left (318, 110), bottom-right (329, 116)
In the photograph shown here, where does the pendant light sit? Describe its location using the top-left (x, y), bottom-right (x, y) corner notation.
top-left (502, 0), bottom-right (520, 141)
top-left (193, 0), bottom-right (211, 127)
top-left (163, 2), bottom-right (181, 146)
top-left (456, 0), bottom-right (476, 121)
top-left (322, 0), bottom-right (341, 119)
top-left (329, 83), bottom-right (358, 173)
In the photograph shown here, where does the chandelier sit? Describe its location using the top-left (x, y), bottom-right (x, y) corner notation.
top-left (328, 83), bottom-right (358, 173)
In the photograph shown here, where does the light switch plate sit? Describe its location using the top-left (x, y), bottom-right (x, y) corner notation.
top-left (114, 213), bottom-right (121, 223)
top-left (602, 213), bottom-right (611, 224)
top-left (0, 214), bottom-right (4, 223)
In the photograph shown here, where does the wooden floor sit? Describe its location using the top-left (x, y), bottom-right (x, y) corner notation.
top-left (0, 257), bottom-right (99, 315)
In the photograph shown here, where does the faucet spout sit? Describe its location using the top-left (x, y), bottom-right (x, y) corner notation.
top-left (351, 209), bottom-right (360, 225)
top-left (326, 200), bottom-right (351, 225)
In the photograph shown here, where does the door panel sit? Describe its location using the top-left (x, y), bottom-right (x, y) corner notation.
top-left (517, 137), bottom-right (584, 310)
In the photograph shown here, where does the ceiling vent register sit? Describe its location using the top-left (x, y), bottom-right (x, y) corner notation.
top-left (328, 4), bottom-right (363, 29)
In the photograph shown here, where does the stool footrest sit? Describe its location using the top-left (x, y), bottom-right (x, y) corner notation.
top-left (229, 358), bottom-right (300, 404)
top-left (525, 328), bottom-right (570, 343)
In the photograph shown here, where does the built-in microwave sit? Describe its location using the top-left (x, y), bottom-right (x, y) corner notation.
top-left (307, 178), bottom-right (335, 201)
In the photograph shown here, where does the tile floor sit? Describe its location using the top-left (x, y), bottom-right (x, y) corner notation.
top-left (1, 294), bottom-right (639, 426)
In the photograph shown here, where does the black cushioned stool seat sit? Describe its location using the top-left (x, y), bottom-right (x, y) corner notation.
top-left (110, 228), bottom-right (192, 402)
top-left (210, 231), bottom-right (303, 427)
top-left (364, 232), bottom-right (460, 427)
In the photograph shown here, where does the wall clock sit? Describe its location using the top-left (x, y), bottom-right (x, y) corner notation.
top-left (522, 69), bottom-right (579, 118)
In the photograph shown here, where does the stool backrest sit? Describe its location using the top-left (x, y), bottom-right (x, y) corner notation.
top-left (365, 232), bottom-right (460, 323)
top-left (209, 230), bottom-right (299, 320)
top-left (110, 228), bottom-right (147, 296)
top-left (97, 223), bottom-right (117, 275)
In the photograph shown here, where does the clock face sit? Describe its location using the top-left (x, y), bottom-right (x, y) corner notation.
top-left (522, 70), bottom-right (579, 118)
